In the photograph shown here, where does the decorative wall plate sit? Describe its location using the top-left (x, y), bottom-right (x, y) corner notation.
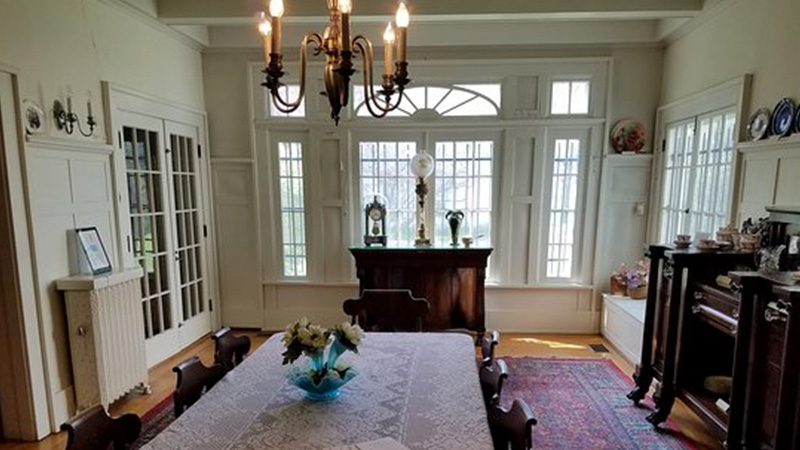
top-left (746, 108), bottom-right (771, 141)
top-left (23, 99), bottom-right (44, 135)
top-left (609, 119), bottom-right (646, 153)
top-left (771, 97), bottom-right (795, 137)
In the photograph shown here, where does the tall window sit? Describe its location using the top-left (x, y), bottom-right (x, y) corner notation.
top-left (551, 80), bottom-right (590, 115)
top-left (359, 141), bottom-right (418, 246)
top-left (278, 142), bottom-right (307, 276)
top-left (658, 109), bottom-right (736, 243)
top-left (546, 138), bottom-right (582, 279)
top-left (434, 140), bottom-right (493, 246)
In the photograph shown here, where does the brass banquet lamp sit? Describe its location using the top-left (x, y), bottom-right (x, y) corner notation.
top-left (258, 0), bottom-right (411, 125)
top-left (410, 151), bottom-right (434, 247)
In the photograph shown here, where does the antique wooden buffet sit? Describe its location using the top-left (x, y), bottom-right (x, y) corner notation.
top-left (349, 246), bottom-right (492, 336)
top-left (630, 206), bottom-right (800, 449)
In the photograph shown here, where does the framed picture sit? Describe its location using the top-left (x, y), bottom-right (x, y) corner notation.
top-left (76, 227), bottom-right (112, 275)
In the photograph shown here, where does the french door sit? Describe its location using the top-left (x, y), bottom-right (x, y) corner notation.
top-left (657, 109), bottom-right (737, 243)
top-left (119, 112), bottom-right (210, 366)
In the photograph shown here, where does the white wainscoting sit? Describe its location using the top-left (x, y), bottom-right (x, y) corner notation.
top-left (736, 136), bottom-right (800, 222)
top-left (260, 282), bottom-right (597, 333)
top-left (25, 138), bottom-right (118, 431)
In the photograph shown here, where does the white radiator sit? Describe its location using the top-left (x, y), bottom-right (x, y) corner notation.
top-left (57, 268), bottom-right (149, 410)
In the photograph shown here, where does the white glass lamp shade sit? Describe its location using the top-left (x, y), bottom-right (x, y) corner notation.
top-left (410, 152), bottom-right (434, 179)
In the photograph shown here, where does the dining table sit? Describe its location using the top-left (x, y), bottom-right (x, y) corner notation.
top-left (141, 332), bottom-right (494, 450)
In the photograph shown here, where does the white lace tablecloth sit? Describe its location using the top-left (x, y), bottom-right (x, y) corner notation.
top-left (142, 333), bottom-right (493, 450)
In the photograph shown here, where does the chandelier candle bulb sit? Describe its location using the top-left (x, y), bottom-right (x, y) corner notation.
top-left (269, 0), bottom-right (284, 55)
top-left (339, 0), bottom-right (351, 52)
top-left (383, 23), bottom-right (395, 76)
top-left (258, 14), bottom-right (272, 64)
top-left (395, 2), bottom-right (409, 62)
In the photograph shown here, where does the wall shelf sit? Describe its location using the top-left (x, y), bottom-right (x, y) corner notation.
top-left (737, 134), bottom-right (800, 153)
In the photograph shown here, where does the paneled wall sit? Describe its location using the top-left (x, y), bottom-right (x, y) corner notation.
top-left (25, 139), bottom-right (118, 430)
top-left (737, 138), bottom-right (800, 222)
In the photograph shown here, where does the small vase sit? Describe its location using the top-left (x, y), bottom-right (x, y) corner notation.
top-left (286, 364), bottom-right (358, 401)
top-left (446, 210), bottom-right (464, 246)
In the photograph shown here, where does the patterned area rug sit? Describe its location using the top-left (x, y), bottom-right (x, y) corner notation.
top-left (130, 395), bottom-right (175, 450)
top-left (500, 358), bottom-right (695, 450)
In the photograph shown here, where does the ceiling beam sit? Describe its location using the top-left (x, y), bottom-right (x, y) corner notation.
top-left (157, 0), bottom-right (701, 24)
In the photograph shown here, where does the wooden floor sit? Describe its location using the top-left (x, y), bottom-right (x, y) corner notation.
top-left (0, 332), bottom-right (720, 450)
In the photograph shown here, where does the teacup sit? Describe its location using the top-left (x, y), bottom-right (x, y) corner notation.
top-left (461, 236), bottom-right (474, 248)
top-left (676, 234), bottom-right (691, 243)
top-left (699, 238), bottom-right (716, 248)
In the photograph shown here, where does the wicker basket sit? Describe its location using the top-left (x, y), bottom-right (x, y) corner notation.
top-left (627, 286), bottom-right (647, 300)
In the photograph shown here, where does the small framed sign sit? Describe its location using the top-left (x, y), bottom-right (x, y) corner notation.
top-left (76, 227), bottom-right (112, 275)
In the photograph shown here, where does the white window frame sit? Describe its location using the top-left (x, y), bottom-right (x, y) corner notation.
top-left (269, 131), bottom-right (311, 280)
top-left (548, 78), bottom-right (593, 117)
top-left (541, 128), bottom-right (592, 283)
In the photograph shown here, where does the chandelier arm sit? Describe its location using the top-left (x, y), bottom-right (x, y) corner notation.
top-left (270, 33), bottom-right (325, 112)
top-left (352, 36), bottom-right (404, 118)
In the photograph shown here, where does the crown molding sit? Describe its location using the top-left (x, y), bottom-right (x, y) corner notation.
top-left (659, 0), bottom-right (742, 44)
top-left (96, 0), bottom-right (206, 51)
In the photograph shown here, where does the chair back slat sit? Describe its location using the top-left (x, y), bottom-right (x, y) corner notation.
top-left (481, 330), bottom-right (500, 367)
top-left (480, 358), bottom-right (508, 408)
top-left (173, 356), bottom-right (227, 417)
top-left (61, 404), bottom-right (141, 450)
top-left (488, 398), bottom-right (538, 450)
top-left (343, 289), bottom-right (430, 332)
top-left (212, 327), bottom-right (252, 371)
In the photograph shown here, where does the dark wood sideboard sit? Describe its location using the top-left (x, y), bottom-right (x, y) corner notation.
top-left (349, 247), bottom-right (492, 336)
top-left (629, 207), bottom-right (800, 449)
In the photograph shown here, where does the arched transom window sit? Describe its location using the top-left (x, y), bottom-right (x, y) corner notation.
top-left (353, 83), bottom-right (501, 118)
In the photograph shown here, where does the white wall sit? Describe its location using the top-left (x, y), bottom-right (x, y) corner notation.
top-left (0, 0), bottom-right (205, 438)
top-left (662, 0), bottom-right (800, 114)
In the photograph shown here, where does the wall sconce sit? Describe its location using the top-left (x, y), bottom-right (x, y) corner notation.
top-left (53, 97), bottom-right (96, 137)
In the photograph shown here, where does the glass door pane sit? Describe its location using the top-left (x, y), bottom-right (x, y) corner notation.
top-left (123, 125), bottom-right (173, 340)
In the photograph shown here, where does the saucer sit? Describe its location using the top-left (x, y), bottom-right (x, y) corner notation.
top-left (673, 240), bottom-right (691, 249)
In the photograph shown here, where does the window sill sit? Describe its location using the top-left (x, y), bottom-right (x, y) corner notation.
top-left (264, 279), bottom-right (593, 291)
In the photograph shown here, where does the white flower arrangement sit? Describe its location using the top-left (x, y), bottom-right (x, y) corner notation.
top-left (281, 318), bottom-right (365, 385)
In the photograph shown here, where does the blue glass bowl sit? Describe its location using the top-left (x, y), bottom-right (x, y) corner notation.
top-left (286, 365), bottom-right (358, 401)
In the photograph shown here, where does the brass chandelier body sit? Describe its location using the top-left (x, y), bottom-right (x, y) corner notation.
top-left (259, 0), bottom-right (410, 125)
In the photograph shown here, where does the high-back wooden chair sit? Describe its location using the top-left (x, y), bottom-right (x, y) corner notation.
top-left (212, 327), bottom-right (252, 371)
top-left (342, 289), bottom-right (430, 332)
top-left (173, 356), bottom-right (227, 418)
top-left (481, 330), bottom-right (500, 367)
top-left (488, 398), bottom-right (538, 450)
top-left (60, 405), bottom-right (141, 450)
top-left (480, 358), bottom-right (509, 408)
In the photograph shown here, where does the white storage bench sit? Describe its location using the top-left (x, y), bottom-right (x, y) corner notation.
top-left (601, 294), bottom-right (645, 365)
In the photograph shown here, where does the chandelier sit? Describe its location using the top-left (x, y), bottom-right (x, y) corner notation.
top-left (258, 0), bottom-right (410, 125)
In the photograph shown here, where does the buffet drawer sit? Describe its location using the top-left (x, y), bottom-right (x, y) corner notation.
top-left (691, 284), bottom-right (740, 336)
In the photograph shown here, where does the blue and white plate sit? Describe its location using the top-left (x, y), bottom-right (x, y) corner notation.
top-left (795, 107), bottom-right (800, 134)
top-left (771, 97), bottom-right (795, 137)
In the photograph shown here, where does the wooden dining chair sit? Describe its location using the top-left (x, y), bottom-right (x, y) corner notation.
top-left (487, 398), bottom-right (538, 450)
top-left (481, 330), bottom-right (500, 367)
top-left (212, 326), bottom-right (252, 371)
top-left (342, 289), bottom-right (430, 332)
top-left (60, 404), bottom-right (141, 450)
top-left (480, 358), bottom-right (509, 408)
top-left (173, 356), bottom-right (227, 418)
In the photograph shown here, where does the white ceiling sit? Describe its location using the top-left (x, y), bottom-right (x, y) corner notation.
top-left (149, 0), bottom-right (727, 49)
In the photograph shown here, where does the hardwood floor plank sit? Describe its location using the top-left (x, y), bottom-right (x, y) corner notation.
top-left (0, 332), bottom-right (719, 450)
